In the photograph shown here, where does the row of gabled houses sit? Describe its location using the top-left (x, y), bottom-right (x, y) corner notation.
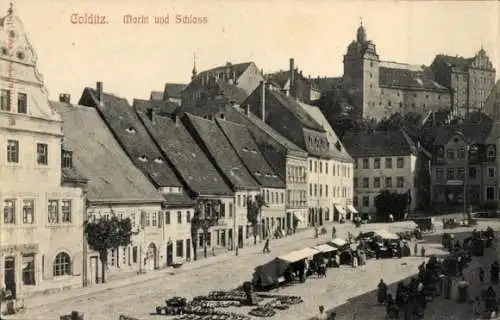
top-left (3, 4), bottom-right (500, 305)
top-left (0, 6), bottom-right (357, 301)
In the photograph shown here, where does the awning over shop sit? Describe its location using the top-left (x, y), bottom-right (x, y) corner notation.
top-left (334, 204), bottom-right (346, 215)
top-left (313, 244), bottom-right (337, 253)
top-left (347, 205), bottom-right (358, 214)
top-left (278, 247), bottom-right (320, 263)
top-left (328, 238), bottom-right (347, 248)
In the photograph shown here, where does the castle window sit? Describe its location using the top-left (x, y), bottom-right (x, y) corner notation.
top-left (399, 102), bottom-right (403, 108)
top-left (413, 93), bottom-right (417, 98)
top-left (62, 150), bottom-right (73, 169)
top-left (369, 84), bottom-right (372, 88)
top-left (388, 101), bottom-right (392, 107)
top-left (17, 93), bottom-right (27, 114)
top-left (369, 73), bottom-right (373, 78)
top-left (0, 47), bottom-right (7, 55)
top-left (16, 51), bottom-right (25, 60)
top-left (379, 101), bottom-right (382, 105)
top-left (370, 62), bottom-right (374, 67)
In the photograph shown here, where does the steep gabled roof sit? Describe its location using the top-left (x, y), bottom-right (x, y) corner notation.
top-left (268, 89), bottom-right (325, 132)
top-left (198, 62), bottom-right (253, 79)
top-left (51, 101), bottom-right (164, 204)
top-left (133, 98), bottom-right (180, 116)
top-left (184, 113), bottom-right (260, 191)
top-left (163, 83), bottom-right (187, 99)
top-left (136, 111), bottom-right (233, 197)
top-left (343, 130), bottom-right (419, 157)
top-left (215, 80), bottom-right (249, 104)
top-left (299, 103), bottom-right (353, 162)
top-left (216, 118), bottom-right (285, 189)
top-left (78, 88), bottom-right (182, 188)
top-left (433, 54), bottom-right (474, 72)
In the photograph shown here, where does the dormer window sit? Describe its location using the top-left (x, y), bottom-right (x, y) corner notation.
top-left (242, 147), bottom-right (249, 152)
top-left (125, 127), bottom-right (136, 133)
top-left (62, 150), bottom-right (73, 169)
top-left (487, 145), bottom-right (496, 160)
top-left (251, 149), bottom-right (258, 154)
top-left (138, 156), bottom-right (148, 162)
top-left (335, 141), bottom-right (342, 152)
top-left (154, 157), bottom-right (164, 164)
top-left (265, 173), bottom-right (271, 178)
top-left (255, 171), bottom-right (261, 176)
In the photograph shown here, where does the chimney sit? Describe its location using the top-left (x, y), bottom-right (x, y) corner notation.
top-left (289, 58), bottom-right (295, 83)
top-left (245, 104), bottom-right (250, 116)
top-left (59, 93), bottom-right (71, 104)
top-left (96, 82), bottom-right (104, 105)
top-left (260, 81), bottom-right (266, 122)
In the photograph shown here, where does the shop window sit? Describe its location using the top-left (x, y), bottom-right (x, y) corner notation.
top-left (176, 240), bottom-right (183, 257)
top-left (487, 187), bottom-right (495, 201)
top-left (22, 255), bottom-right (35, 285)
top-left (53, 252), bottom-right (72, 276)
top-left (362, 196), bottom-right (369, 207)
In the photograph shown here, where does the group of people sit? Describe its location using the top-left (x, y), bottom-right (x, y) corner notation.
top-left (376, 255), bottom-right (452, 319)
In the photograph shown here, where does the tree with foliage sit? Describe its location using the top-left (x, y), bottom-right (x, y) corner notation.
top-left (247, 194), bottom-right (267, 244)
top-left (84, 215), bottom-right (132, 283)
top-left (374, 190), bottom-right (410, 222)
top-left (190, 199), bottom-right (220, 261)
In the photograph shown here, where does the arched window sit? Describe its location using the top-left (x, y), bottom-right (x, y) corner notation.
top-left (53, 252), bottom-right (72, 276)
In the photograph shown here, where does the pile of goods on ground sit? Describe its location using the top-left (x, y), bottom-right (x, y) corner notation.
top-left (256, 294), bottom-right (303, 305)
top-left (189, 298), bottom-right (241, 308)
top-left (195, 290), bottom-right (247, 302)
top-left (263, 299), bottom-right (289, 310)
top-left (248, 306), bottom-right (276, 318)
top-left (156, 296), bottom-right (188, 315)
top-left (172, 311), bottom-right (251, 320)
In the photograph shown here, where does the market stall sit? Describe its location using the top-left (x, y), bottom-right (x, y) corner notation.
top-left (252, 258), bottom-right (290, 290)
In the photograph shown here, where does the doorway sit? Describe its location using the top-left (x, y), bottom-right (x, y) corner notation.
top-left (227, 229), bottom-right (233, 250)
top-left (286, 212), bottom-right (291, 229)
top-left (186, 240), bottom-right (191, 261)
top-left (4, 257), bottom-right (16, 299)
top-left (238, 226), bottom-right (244, 248)
top-left (89, 256), bottom-right (99, 284)
top-left (146, 243), bottom-right (157, 270)
top-left (166, 242), bottom-right (173, 266)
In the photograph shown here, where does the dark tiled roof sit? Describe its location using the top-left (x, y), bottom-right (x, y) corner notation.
top-left (163, 83), bottom-right (187, 99)
top-left (433, 123), bottom-right (493, 146)
top-left (198, 62), bottom-right (252, 79)
top-left (268, 89), bottom-right (325, 132)
top-left (216, 118), bottom-right (285, 189)
top-left (379, 67), bottom-right (448, 92)
top-left (343, 130), bottom-right (418, 157)
top-left (299, 103), bottom-right (353, 162)
top-left (311, 77), bottom-right (343, 93)
top-left (133, 98), bottom-right (180, 116)
top-left (136, 111), bottom-right (233, 197)
top-left (433, 54), bottom-right (473, 72)
top-left (163, 193), bottom-right (195, 208)
top-left (215, 80), bottom-right (249, 104)
top-left (51, 101), bottom-right (164, 204)
top-left (184, 113), bottom-right (260, 191)
top-left (485, 121), bottom-right (500, 144)
top-left (61, 167), bottom-right (88, 183)
top-left (78, 88), bottom-right (183, 188)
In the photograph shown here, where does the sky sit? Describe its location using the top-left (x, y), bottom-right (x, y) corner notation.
top-left (6, 0), bottom-right (500, 103)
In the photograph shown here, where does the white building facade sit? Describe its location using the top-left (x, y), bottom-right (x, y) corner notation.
top-left (0, 5), bottom-right (85, 303)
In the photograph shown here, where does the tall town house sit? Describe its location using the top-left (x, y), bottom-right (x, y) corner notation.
top-left (0, 5), bottom-right (85, 301)
top-left (342, 22), bottom-right (495, 120)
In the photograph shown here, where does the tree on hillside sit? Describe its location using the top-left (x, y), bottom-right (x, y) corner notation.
top-left (247, 194), bottom-right (267, 244)
top-left (84, 215), bottom-right (133, 283)
top-left (374, 190), bottom-right (410, 222)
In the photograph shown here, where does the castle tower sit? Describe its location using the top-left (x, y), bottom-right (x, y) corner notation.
top-left (343, 20), bottom-right (380, 119)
